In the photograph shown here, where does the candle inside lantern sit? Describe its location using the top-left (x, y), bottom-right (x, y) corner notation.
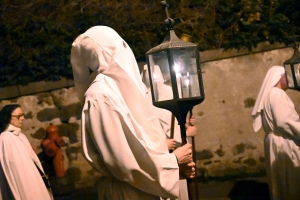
top-left (296, 64), bottom-right (300, 85)
top-left (174, 62), bottom-right (192, 98)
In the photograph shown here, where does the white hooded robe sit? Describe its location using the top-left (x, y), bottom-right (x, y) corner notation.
top-left (70, 26), bottom-right (180, 200)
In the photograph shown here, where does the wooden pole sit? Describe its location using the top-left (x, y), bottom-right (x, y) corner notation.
top-left (172, 111), bottom-right (198, 200)
top-left (170, 114), bottom-right (175, 139)
top-left (186, 109), bottom-right (198, 200)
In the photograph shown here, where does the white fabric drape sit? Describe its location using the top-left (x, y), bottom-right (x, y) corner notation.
top-left (71, 26), bottom-right (179, 199)
top-left (0, 124), bottom-right (53, 200)
top-left (141, 64), bottom-right (188, 200)
top-left (251, 66), bottom-right (285, 132)
top-left (140, 65), bottom-right (182, 147)
top-left (262, 87), bottom-right (300, 200)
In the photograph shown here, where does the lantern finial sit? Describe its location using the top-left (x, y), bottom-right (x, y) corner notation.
top-left (161, 0), bottom-right (175, 30)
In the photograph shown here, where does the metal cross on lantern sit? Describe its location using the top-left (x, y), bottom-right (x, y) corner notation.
top-left (145, 1), bottom-right (205, 199)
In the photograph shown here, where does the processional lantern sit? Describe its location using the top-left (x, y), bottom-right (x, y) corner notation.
top-left (284, 44), bottom-right (300, 91)
top-left (146, 0), bottom-right (205, 144)
top-left (146, 1), bottom-right (204, 199)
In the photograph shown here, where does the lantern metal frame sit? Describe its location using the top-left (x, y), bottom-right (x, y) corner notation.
top-left (284, 44), bottom-right (300, 91)
top-left (145, 0), bottom-right (205, 142)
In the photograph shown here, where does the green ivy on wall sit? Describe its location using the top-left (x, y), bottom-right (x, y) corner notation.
top-left (0, 0), bottom-right (299, 87)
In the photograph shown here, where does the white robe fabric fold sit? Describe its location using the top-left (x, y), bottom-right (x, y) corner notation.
top-left (251, 66), bottom-right (285, 132)
top-left (262, 87), bottom-right (300, 200)
top-left (0, 124), bottom-right (53, 200)
top-left (141, 65), bottom-right (188, 200)
top-left (82, 75), bottom-right (179, 199)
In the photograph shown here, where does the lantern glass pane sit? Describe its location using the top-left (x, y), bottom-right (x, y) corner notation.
top-left (284, 64), bottom-right (295, 88)
top-left (172, 48), bottom-right (200, 99)
top-left (293, 63), bottom-right (300, 87)
top-left (148, 51), bottom-right (173, 102)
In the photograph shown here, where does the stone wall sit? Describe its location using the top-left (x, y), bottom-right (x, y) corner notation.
top-left (1, 44), bottom-right (299, 190)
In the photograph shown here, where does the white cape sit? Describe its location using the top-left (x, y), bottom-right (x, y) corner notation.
top-left (262, 87), bottom-right (300, 200)
top-left (0, 124), bottom-right (53, 200)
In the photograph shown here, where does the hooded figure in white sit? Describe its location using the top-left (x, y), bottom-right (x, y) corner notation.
top-left (141, 64), bottom-right (198, 200)
top-left (70, 26), bottom-right (194, 199)
top-left (251, 66), bottom-right (300, 200)
top-left (0, 105), bottom-right (53, 200)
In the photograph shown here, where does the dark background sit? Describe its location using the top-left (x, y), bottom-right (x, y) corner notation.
top-left (0, 0), bottom-right (299, 87)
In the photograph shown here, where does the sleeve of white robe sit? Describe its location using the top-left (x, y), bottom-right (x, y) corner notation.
top-left (82, 83), bottom-right (180, 198)
top-left (0, 132), bottom-right (52, 200)
top-left (270, 89), bottom-right (300, 141)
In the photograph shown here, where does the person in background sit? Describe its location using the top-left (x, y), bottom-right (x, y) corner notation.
top-left (141, 64), bottom-right (197, 200)
top-left (70, 25), bottom-right (195, 200)
top-left (0, 104), bottom-right (53, 200)
top-left (251, 66), bottom-right (300, 200)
